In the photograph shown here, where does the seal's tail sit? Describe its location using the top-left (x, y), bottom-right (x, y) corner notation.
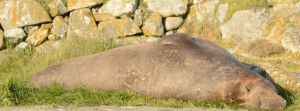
top-left (28, 63), bottom-right (63, 87)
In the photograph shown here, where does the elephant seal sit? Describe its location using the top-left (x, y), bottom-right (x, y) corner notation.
top-left (29, 33), bottom-right (286, 109)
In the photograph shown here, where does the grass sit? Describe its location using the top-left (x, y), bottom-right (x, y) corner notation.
top-left (0, 37), bottom-right (246, 109)
top-left (0, 0), bottom-right (299, 110)
top-left (235, 53), bottom-right (300, 72)
top-left (0, 37), bottom-right (299, 110)
top-left (240, 39), bottom-right (285, 57)
top-left (0, 37), bottom-right (117, 83)
top-left (0, 80), bottom-right (245, 109)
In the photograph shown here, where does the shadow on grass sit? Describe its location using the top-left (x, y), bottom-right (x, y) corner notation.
top-left (275, 83), bottom-right (294, 107)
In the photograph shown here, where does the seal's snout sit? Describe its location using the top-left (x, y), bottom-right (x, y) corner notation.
top-left (259, 96), bottom-right (287, 110)
top-left (279, 99), bottom-right (287, 109)
top-left (275, 97), bottom-right (287, 109)
top-left (282, 99), bottom-right (286, 104)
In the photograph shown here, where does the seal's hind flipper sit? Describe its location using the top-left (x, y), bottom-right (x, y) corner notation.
top-left (28, 63), bottom-right (63, 86)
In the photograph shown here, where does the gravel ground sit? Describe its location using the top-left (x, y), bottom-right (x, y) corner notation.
top-left (0, 106), bottom-right (246, 111)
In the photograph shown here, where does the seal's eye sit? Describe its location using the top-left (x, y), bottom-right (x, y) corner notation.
top-left (245, 85), bottom-right (251, 93)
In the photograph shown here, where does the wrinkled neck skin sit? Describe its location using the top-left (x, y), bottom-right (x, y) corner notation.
top-left (236, 71), bottom-right (287, 110)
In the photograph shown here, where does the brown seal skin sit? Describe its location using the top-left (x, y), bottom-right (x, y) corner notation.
top-left (29, 33), bottom-right (286, 109)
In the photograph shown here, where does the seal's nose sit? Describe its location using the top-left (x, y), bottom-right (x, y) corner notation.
top-left (260, 97), bottom-right (287, 109)
top-left (278, 99), bottom-right (287, 109)
top-left (282, 99), bottom-right (287, 106)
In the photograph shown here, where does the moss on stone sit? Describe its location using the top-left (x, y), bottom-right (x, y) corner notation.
top-left (215, 0), bottom-right (270, 22)
top-left (215, 38), bottom-right (238, 50)
top-left (103, 0), bottom-right (110, 3)
top-left (292, 0), bottom-right (300, 4)
top-left (35, 0), bottom-right (52, 13)
top-left (35, 0), bottom-right (67, 13)
top-left (138, 0), bottom-right (147, 9)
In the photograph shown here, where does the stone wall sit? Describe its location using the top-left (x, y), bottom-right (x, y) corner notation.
top-left (0, 0), bottom-right (300, 54)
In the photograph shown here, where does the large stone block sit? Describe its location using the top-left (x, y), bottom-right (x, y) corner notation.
top-left (177, 0), bottom-right (219, 39)
top-left (98, 18), bottom-right (142, 38)
top-left (26, 27), bottom-right (49, 46)
top-left (4, 28), bottom-right (25, 39)
top-left (67, 8), bottom-right (99, 38)
top-left (134, 9), bottom-right (143, 27)
top-left (67, 0), bottom-right (103, 11)
top-left (98, 0), bottom-right (138, 17)
top-left (51, 16), bottom-right (68, 39)
top-left (142, 13), bottom-right (164, 36)
top-left (145, 0), bottom-right (188, 17)
top-left (0, 0), bottom-right (51, 30)
top-left (165, 17), bottom-right (183, 31)
top-left (281, 28), bottom-right (300, 53)
top-left (92, 9), bottom-right (116, 21)
top-left (220, 9), bottom-right (269, 42)
top-left (48, 0), bottom-right (68, 17)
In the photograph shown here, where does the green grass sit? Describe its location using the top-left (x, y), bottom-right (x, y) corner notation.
top-left (0, 37), bottom-right (248, 109)
top-left (236, 54), bottom-right (300, 71)
top-left (0, 37), bottom-right (117, 83)
top-left (0, 37), bottom-right (299, 110)
top-left (0, 80), bottom-right (246, 109)
top-left (0, 0), bottom-right (297, 109)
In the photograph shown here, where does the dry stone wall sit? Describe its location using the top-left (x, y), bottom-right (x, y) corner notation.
top-left (0, 0), bottom-right (300, 54)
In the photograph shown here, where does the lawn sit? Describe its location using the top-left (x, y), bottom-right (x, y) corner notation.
top-left (0, 38), bottom-right (242, 109)
top-left (0, 37), bottom-right (299, 110)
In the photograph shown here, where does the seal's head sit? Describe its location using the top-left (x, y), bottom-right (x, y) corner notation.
top-left (241, 74), bottom-right (287, 109)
